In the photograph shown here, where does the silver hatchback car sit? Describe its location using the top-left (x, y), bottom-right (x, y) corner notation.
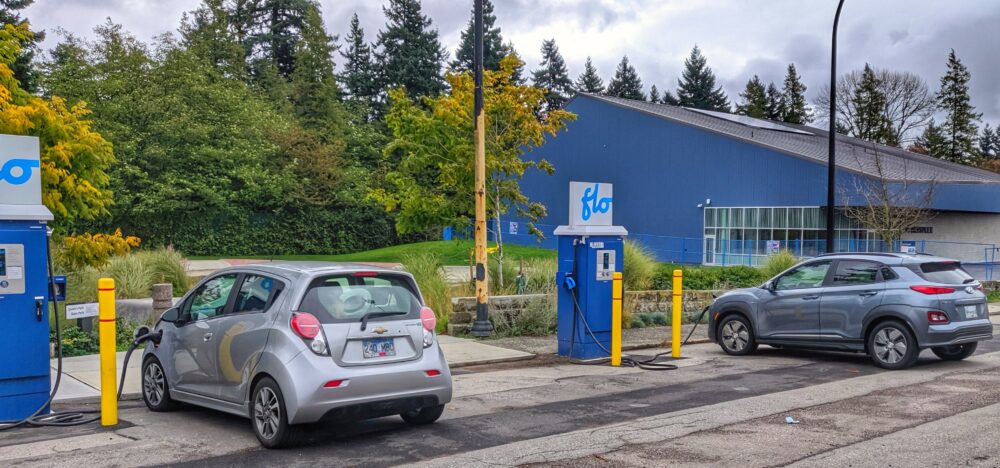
top-left (140, 262), bottom-right (453, 448)
top-left (708, 253), bottom-right (993, 370)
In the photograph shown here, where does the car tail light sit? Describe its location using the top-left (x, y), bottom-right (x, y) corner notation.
top-left (353, 271), bottom-right (378, 277)
top-left (927, 311), bottom-right (950, 324)
top-left (324, 380), bottom-right (344, 388)
top-left (290, 312), bottom-right (321, 339)
top-left (420, 307), bottom-right (437, 332)
top-left (910, 286), bottom-right (955, 295)
top-left (425, 370), bottom-right (441, 377)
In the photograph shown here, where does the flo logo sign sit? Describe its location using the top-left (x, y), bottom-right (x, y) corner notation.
top-left (0, 134), bottom-right (43, 206)
top-left (0, 158), bottom-right (39, 185)
top-left (569, 181), bottom-right (613, 226)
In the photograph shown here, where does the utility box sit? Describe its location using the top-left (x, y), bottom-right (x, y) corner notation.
top-left (0, 135), bottom-right (54, 420)
top-left (555, 182), bottom-right (627, 360)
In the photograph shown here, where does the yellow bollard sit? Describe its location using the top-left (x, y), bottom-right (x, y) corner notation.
top-left (97, 277), bottom-right (118, 426)
top-left (672, 269), bottom-right (682, 358)
top-left (611, 272), bottom-right (623, 366)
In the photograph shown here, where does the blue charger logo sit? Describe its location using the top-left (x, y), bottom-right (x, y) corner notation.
top-left (0, 158), bottom-right (39, 185)
top-left (580, 183), bottom-right (612, 221)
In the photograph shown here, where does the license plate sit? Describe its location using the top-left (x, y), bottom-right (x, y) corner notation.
top-left (362, 338), bottom-right (396, 358)
top-left (964, 305), bottom-right (979, 319)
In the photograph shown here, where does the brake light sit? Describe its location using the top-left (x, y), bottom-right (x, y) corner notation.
top-left (425, 370), bottom-right (441, 377)
top-left (290, 312), bottom-right (321, 339)
top-left (420, 306), bottom-right (437, 332)
top-left (910, 286), bottom-right (955, 295)
top-left (927, 311), bottom-right (950, 324)
top-left (353, 271), bottom-right (378, 277)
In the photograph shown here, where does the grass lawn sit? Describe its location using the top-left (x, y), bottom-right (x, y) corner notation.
top-left (191, 240), bottom-right (556, 265)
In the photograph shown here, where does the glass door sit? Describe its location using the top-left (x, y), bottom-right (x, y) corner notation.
top-left (704, 235), bottom-right (716, 265)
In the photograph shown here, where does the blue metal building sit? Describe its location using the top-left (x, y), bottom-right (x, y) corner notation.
top-left (506, 94), bottom-right (1000, 269)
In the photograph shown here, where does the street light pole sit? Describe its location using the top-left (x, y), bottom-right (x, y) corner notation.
top-left (470, 0), bottom-right (492, 337)
top-left (826, 0), bottom-right (846, 254)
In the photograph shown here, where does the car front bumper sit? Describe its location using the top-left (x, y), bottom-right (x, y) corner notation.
top-left (924, 318), bottom-right (994, 348)
top-left (278, 343), bottom-right (453, 424)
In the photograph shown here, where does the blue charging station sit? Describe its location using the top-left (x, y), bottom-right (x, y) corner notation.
top-left (555, 182), bottom-right (627, 359)
top-left (0, 135), bottom-right (54, 420)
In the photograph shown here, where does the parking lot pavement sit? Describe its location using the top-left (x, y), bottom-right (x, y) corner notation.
top-left (6, 324), bottom-right (999, 467)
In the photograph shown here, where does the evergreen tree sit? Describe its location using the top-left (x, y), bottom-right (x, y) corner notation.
top-left (289, 3), bottom-right (345, 134)
top-left (180, 0), bottom-right (246, 80)
top-left (531, 38), bottom-right (574, 110)
top-left (661, 90), bottom-right (679, 106)
top-left (781, 63), bottom-right (811, 124)
top-left (238, 0), bottom-right (312, 78)
top-left (375, 0), bottom-right (447, 99)
top-left (913, 119), bottom-right (948, 156)
top-left (764, 83), bottom-right (784, 120)
top-left (851, 64), bottom-right (894, 145)
top-left (1, 0), bottom-right (44, 92)
top-left (606, 55), bottom-right (644, 100)
top-left (574, 56), bottom-right (604, 94)
top-left (937, 49), bottom-right (981, 165)
top-left (980, 124), bottom-right (999, 160)
top-left (339, 13), bottom-right (378, 107)
top-left (450, 0), bottom-right (510, 73)
top-left (676, 45), bottom-right (729, 111)
top-left (735, 75), bottom-right (767, 118)
top-left (649, 84), bottom-right (661, 103)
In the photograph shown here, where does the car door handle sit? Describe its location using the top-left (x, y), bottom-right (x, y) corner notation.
top-left (859, 291), bottom-right (879, 297)
top-left (203, 333), bottom-right (213, 342)
top-left (802, 295), bottom-right (819, 300)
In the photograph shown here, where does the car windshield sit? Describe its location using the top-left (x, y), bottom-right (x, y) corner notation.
top-left (297, 274), bottom-right (421, 323)
top-left (918, 262), bottom-right (975, 284)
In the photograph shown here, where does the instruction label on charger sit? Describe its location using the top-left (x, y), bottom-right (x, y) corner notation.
top-left (66, 303), bottom-right (99, 319)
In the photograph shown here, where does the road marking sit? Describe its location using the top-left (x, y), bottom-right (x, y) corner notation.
top-left (0, 433), bottom-right (131, 461)
top-left (409, 352), bottom-right (1000, 467)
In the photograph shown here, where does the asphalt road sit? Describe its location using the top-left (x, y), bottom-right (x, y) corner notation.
top-left (3, 324), bottom-right (1000, 467)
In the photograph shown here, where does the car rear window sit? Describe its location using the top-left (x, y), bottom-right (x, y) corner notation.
top-left (297, 273), bottom-right (422, 323)
top-left (917, 262), bottom-right (974, 284)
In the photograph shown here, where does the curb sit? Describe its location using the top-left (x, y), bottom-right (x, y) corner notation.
top-left (448, 354), bottom-right (537, 369)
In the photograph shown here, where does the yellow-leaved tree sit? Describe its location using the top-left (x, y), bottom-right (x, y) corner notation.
top-left (0, 23), bottom-right (113, 227)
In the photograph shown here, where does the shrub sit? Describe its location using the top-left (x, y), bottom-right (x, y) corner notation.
top-left (760, 250), bottom-right (800, 280)
top-left (104, 254), bottom-right (153, 299)
top-left (63, 247), bottom-right (191, 304)
top-left (629, 314), bottom-right (646, 328)
top-left (56, 229), bottom-right (141, 270)
top-left (401, 252), bottom-right (450, 333)
top-left (489, 295), bottom-right (556, 337)
top-left (623, 240), bottom-right (656, 291)
top-left (137, 247), bottom-right (189, 293)
top-left (716, 265), bottom-right (768, 288)
top-left (52, 326), bottom-right (99, 357)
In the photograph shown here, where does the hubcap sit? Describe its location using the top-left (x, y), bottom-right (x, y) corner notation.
top-left (721, 320), bottom-right (749, 352)
top-left (254, 387), bottom-right (280, 440)
top-left (873, 327), bottom-right (908, 364)
top-left (143, 363), bottom-right (165, 406)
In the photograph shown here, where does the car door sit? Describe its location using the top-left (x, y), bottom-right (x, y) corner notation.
top-left (820, 260), bottom-right (886, 341)
top-left (170, 273), bottom-right (238, 397)
top-left (756, 260), bottom-right (832, 339)
top-left (215, 273), bottom-right (285, 404)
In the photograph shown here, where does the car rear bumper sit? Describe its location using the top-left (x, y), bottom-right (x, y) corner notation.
top-left (279, 344), bottom-right (453, 424)
top-left (924, 319), bottom-right (993, 348)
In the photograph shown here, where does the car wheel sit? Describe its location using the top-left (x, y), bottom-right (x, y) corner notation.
top-left (868, 321), bottom-right (919, 370)
top-left (717, 315), bottom-right (758, 356)
top-left (400, 404), bottom-right (445, 425)
top-left (932, 342), bottom-right (978, 361)
top-left (142, 357), bottom-right (177, 412)
top-left (251, 377), bottom-right (295, 449)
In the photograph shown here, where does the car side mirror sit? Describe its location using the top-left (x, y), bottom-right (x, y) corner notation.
top-left (160, 307), bottom-right (181, 324)
top-left (764, 281), bottom-right (776, 293)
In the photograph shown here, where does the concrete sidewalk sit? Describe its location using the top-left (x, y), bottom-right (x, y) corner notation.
top-left (51, 336), bottom-right (532, 403)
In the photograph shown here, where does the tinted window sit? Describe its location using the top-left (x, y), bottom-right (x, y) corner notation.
top-left (185, 274), bottom-right (238, 321)
top-left (775, 261), bottom-right (831, 291)
top-left (918, 262), bottom-right (974, 284)
top-left (881, 267), bottom-right (898, 281)
top-left (831, 260), bottom-right (879, 285)
top-left (298, 274), bottom-right (421, 323)
top-left (232, 275), bottom-right (280, 313)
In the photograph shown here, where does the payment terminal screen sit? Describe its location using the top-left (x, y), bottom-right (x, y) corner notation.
top-left (0, 248), bottom-right (5, 276)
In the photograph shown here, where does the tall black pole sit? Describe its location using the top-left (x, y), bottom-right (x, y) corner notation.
top-left (470, 0), bottom-right (492, 337)
top-left (826, 0), bottom-right (845, 254)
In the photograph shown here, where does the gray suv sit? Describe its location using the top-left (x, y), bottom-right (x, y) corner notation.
top-left (708, 253), bottom-right (992, 370)
top-left (140, 262), bottom-right (453, 448)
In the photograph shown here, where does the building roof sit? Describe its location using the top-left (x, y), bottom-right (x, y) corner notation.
top-left (580, 94), bottom-right (1000, 185)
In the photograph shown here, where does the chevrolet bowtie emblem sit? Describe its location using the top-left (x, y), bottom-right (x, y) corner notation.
top-left (372, 327), bottom-right (388, 334)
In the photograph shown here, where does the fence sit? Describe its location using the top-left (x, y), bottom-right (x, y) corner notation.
top-left (479, 221), bottom-right (998, 280)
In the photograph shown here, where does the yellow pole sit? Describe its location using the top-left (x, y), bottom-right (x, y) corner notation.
top-left (97, 277), bottom-right (117, 426)
top-left (611, 272), bottom-right (623, 366)
top-left (672, 269), bottom-right (682, 358)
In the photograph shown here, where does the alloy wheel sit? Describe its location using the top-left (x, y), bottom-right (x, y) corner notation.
top-left (143, 362), bottom-right (165, 406)
top-left (254, 387), bottom-right (281, 440)
top-left (873, 327), bottom-right (908, 365)
top-left (722, 320), bottom-right (749, 352)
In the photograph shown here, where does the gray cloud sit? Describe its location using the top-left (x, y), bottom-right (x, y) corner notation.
top-left (23, 0), bottom-right (1000, 125)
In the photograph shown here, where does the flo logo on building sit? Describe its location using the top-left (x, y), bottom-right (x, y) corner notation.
top-left (0, 158), bottom-right (39, 185)
top-left (569, 181), bottom-right (614, 226)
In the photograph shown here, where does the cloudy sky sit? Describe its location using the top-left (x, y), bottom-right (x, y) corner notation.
top-left (24, 0), bottom-right (1000, 125)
